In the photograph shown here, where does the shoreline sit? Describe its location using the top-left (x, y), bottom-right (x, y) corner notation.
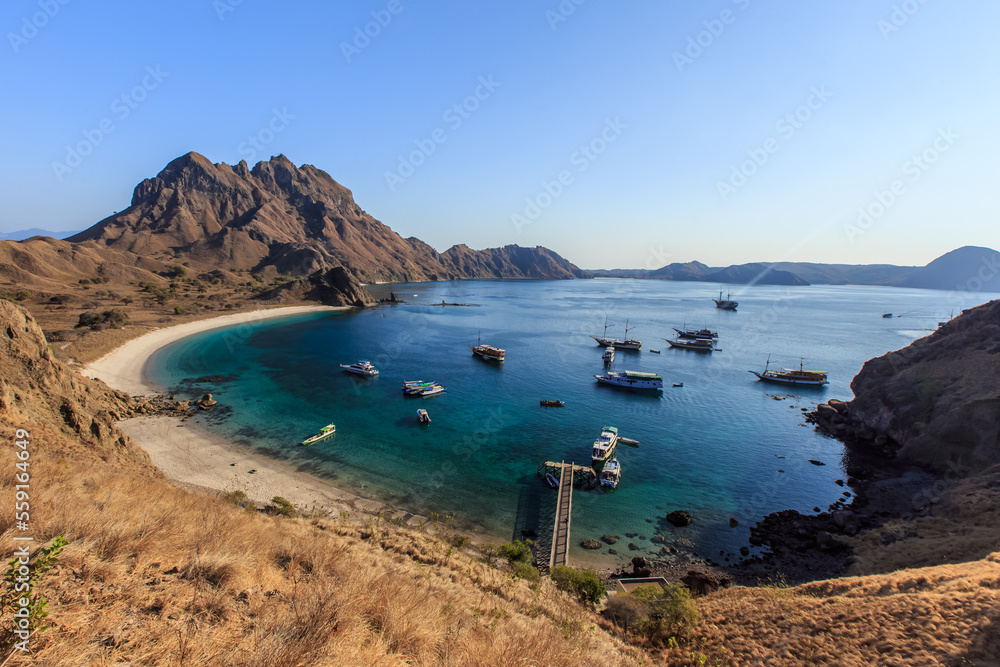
top-left (79, 305), bottom-right (431, 523)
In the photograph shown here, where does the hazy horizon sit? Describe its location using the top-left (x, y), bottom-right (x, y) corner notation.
top-left (4, 1), bottom-right (998, 269)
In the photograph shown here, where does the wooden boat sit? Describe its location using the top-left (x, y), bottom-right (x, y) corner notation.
top-left (673, 327), bottom-right (718, 340)
top-left (470, 332), bottom-right (505, 362)
top-left (539, 400), bottom-right (565, 407)
top-left (592, 317), bottom-right (641, 350)
top-left (650, 349), bottom-right (660, 353)
top-left (665, 337), bottom-right (715, 352)
top-left (301, 423), bottom-right (335, 446)
top-left (416, 409), bottom-right (431, 423)
top-left (713, 290), bottom-right (738, 311)
top-left (749, 356), bottom-right (828, 386)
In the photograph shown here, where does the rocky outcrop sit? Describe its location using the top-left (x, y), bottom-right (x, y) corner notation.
top-left (256, 266), bottom-right (374, 307)
top-left (67, 152), bottom-right (587, 283)
top-left (666, 510), bottom-right (693, 527)
top-left (810, 299), bottom-right (1000, 473)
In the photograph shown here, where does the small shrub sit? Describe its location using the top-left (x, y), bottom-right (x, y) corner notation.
top-left (174, 306), bottom-right (184, 315)
top-left (172, 265), bottom-right (187, 279)
top-left (496, 540), bottom-right (533, 565)
top-left (608, 584), bottom-right (700, 644)
top-left (266, 496), bottom-right (297, 518)
top-left (510, 561), bottom-right (540, 582)
top-left (76, 309), bottom-right (130, 330)
top-left (550, 566), bottom-right (606, 605)
top-left (0, 290), bottom-right (31, 303)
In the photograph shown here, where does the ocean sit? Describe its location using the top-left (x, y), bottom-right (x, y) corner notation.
top-left (146, 279), bottom-right (995, 567)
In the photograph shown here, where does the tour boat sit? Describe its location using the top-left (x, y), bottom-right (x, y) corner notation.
top-left (749, 356), bottom-right (828, 386)
top-left (665, 337), bottom-right (715, 352)
top-left (340, 360), bottom-right (378, 376)
top-left (591, 317), bottom-right (642, 350)
top-left (593, 370), bottom-right (663, 391)
top-left (592, 425), bottom-right (619, 463)
top-left (415, 384), bottom-right (447, 397)
top-left (402, 380), bottom-right (435, 394)
top-left (600, 458), bottom-right (621, 489)
top-left (603, 346), bottom-right (615, 364)
top-left (673, 327), bottom-right (718, 340)
top-left (469, 332), bottom-right (505, 362)
top-left (713, 290), bottom-right (738, 311)
top-left (539, 400), bottom-right (565, 407)
top-left (301, 423), bottom-right (335, 446)
top-left (416, 409), bottom-right (431, 423)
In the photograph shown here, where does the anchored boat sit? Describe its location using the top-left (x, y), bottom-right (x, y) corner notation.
top-left (665, 337), bottom-right (715, 352)
top-left (673, 327), bottom-right (718, 340)
top-left (603, 346), bottom-right (615, 364)
top-left (593, 370), bottom-right (663, 391)
top-left (416, 409), bottom-right (431, 423)
top-left (591, 317), bottom-right (642, 350)
top-left (713, 290), bottom-right (738, 311)
top-left (592, 425), bottom-right (619, 463)
top-left (539, 400), bottom-right (565, 407)
top-left (600, 458), bottom-right (621, 489)
top-left (301, 423), bottom-right (335, 446)
top-left (340, 360), bottom-right (378, 376)
top-left (469, 332), bottom-right (505, 362)
top-left (749, 356), bottom-right (828, 386)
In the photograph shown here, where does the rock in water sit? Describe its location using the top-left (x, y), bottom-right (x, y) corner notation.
top-left (601, 535), bottom-right (619, 545)
top-left (666, 510), bottom-right (693, 527)
top-left (581, 539), bottom-right (602, 550)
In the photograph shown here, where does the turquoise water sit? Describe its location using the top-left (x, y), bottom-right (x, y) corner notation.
top-left (147, 279), bottom-right (994, 565)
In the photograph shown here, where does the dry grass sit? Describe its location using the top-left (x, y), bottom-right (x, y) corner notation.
top-left (1, 425), bottom-right (644, 666)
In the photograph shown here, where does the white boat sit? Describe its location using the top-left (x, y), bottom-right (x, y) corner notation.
top-left (417, 409), bottom-right (431, 423)
top-left (407, 384), bottom-right (446, 397)
top-left (593, 370), bottom-right (663, 391)
top-left (301, 423), bottom-right (335, 446)
top-left (602, 346), bottom-right (615, 364)
top-left (592, 425), bottom-right (619, 463)
top-left (470, 332), bottom-right (505, 362)
top-left (340, 360), bottom-right (378, 377)
top-left (600, 458), bottom-right (621, 489)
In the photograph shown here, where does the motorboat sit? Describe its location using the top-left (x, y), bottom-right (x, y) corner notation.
top-left (301, 423), bottom-right (335, 446)
top-left (340, 360), bottom-right (378, 376)
top-left (592, 425), bottom-right (619, 463)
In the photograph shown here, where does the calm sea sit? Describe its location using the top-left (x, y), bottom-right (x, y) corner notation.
top-left (147, 279), bottom-right (995, 566)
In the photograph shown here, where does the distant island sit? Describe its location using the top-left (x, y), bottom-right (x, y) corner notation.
top-left (588, 245), bottom-right (1000, 292)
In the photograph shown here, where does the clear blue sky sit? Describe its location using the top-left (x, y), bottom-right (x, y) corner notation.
top-left (3, 0), bottom-right (998, 268)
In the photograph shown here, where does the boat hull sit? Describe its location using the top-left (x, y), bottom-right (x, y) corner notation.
top-left (666, 339), bottom-right (714, 352)
top-left (593, 373), bottom-right (663, 391)
top-left (750, 371), bottom-right (828, 386)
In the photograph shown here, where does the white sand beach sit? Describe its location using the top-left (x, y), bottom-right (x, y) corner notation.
top-left (81, 306), bottom-right (410, 521)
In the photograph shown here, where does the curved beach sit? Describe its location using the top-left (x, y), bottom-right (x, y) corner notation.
top-left (81, 306), bottom-right (398, 520)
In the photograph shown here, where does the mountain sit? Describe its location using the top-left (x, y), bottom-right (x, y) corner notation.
top-left (0, 228), bottom-right (81, 241)
top-left (769, 262), bottom-right (915, 286)
top-left (67, 152), bottom-right (586, 283)
top-left (891, 246), bottom-right (1000, 292)
top-left (589, 261), bottom-right (808, 285)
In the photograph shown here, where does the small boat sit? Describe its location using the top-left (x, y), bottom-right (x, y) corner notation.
top-left (650, 349), bottom-right (660, 353)
top-left (593, 370), bottom-right (663, 391)
top-left (470, 332), bottom-right (505, 362)
top-left (591, 317), bottom-right (642, 350)
top-left (340, 360), bottom-right (378, 376)
top-left (301, 423), bottom-right (335, 446)
top-left (673, 382), bottom-right (683, 387)
top-left (603, 346), bottom-right (615, 364)
top-left (749, 355), bottom-right (828, 387)
top-left (618, 437), bottom-right (640, 447)
top-left (418, 384), bottom-right (447, 397)
top-left (882, 312), bottom-right (893, 318)
top-left (545, 472), bottom-right (560, 489)
top-left (600, 458), bottom-right (621, 489)
top-left (539, 400), bottom-right (565, 407)
top-left (665, 337), bottom-right (715, 352)
top-left (402, 381), bottom-right (435, 394)
top-left (592, 425), bottom-right (619, 463)
top-left (416, 409), bottom-right (431, 423)
top-left (673, 327), bottom-right (718, 340)
top-left (713, 290), bottom-right (738, 311)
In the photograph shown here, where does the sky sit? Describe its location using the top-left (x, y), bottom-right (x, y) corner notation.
top-left (2, 1), bottom-right (998, 269)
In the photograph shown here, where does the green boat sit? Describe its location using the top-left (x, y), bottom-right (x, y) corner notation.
top-left (301, 423), bottom-right (335, 446)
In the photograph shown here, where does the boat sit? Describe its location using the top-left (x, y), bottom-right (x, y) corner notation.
top-left (402, 380), bottom-right (435, 394)
top-left (592, 425), bottom-right (619, 463)
top-left (301, 423), bottom-right (335, 446)
top-left (591, 317), bottom-right (642, 350)
top-left (673, 382), bottom-right (683, 387)
top-left (416, 409), bottom-right (431, 423)
top-left (713, 290), bottom-right (738, 311)
top-left (882, 312), bottom-right (893, 318)
top-left (665, 337), bottom-right (715, 352)
top-left (673, 327), bottom-right (718, 340)
top-left (603, 346), bottom-right (615, 364)
top-left (539, 400), bottom-right (565, 407)
top-left (416, 384), bottom-right (447, 397)
top-left (618, 437), bottom-right (639, 447)
top-left (650, 349), bottom-right (660, 353)
top-left (469, 332), bottom-right (505, 362)
top-left (749, 355), bottom-right (828, 386)
top-left (593, 370), bottom-right (663, 391)
top-left (545, 472), bottom-right (560, 488)
top-left (600, 458), bottom-right (621, 489)
top-left (340, 360), bottom-right (378, 376)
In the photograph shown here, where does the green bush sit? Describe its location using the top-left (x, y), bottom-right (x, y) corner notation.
top-left (550, 565), bottom-right (606, 605)
top-left (606, 584), bottom-right (700, 643)
top-left (496, 539), bottom-right (533, 565)
top-left (267, 496), bottom-right (297, 518)
top-left (174, 306), bottom-right (184, 315)
top-left (510, 561), bottom-right (540, 582)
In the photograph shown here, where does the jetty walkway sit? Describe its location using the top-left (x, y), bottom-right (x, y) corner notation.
top-left (539, 461), bottom-right (596, 568)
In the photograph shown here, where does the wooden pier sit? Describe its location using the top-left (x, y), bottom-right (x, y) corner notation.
top-left (538, 461), bottom-right (597, 569)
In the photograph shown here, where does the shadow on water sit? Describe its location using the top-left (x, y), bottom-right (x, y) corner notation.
top-left (512, 475), bottom-right (553, 559)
